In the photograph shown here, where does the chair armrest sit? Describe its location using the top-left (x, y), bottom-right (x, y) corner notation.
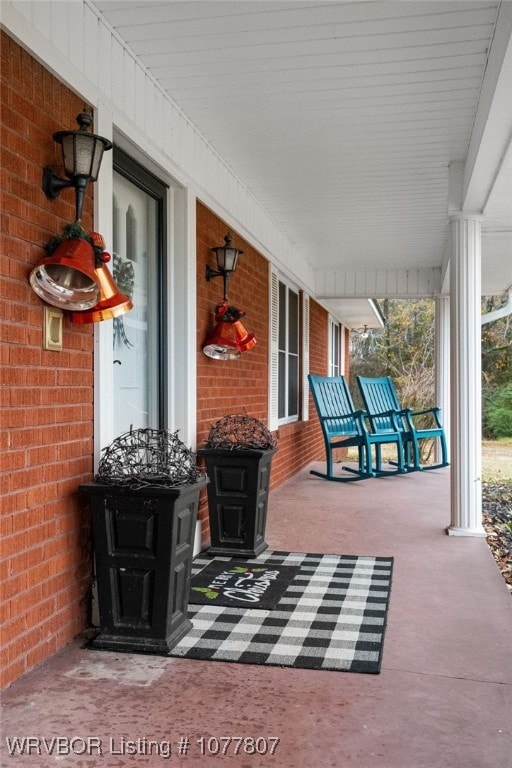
top-left (410, 407), bottom-right (440, 417)
top-left (366, 408), bottom-right (403, 431)
top-left (408, 407), bottom-right (443, 429)
top-left (372, 408), bottom-right (399, 418)
top-left (323, 414), bottom-right (363, 434)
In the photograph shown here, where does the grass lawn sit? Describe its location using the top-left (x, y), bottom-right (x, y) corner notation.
top-left (347, 438), bottom-right (512, 483)
top-left (482, 437), bottom-right (512, 484)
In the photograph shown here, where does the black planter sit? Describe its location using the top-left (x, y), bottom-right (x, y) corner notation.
top-left (198, 448), bottom-right (276, 557)
top-left (80, 478), bottom-right (207, 654)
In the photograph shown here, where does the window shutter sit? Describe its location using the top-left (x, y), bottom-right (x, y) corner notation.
top-left (268, 268), bottom-right (279, 430)
top-left (302, 292), bottom-right (310, 421)
top-left (340, 323), bottom-right (346, 374)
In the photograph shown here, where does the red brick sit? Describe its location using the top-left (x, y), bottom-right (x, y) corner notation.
top-left (24, 561), bottom-right (53, 589)
top-left (25, 483), bottom-right (55, 509)
top-left (8, 584), bottom-right (45, 619)
top-left (0, 658), bottom-right (27, 690)
top-left (0, 573), bottom-right (27, 602)
top-left (24, 367), bottom-right (58, 386)
top-left (0, 514), bottom-right (13, 538)
top-left (7, 469), bottom-right (39, 493)
top-left (27, 444), bottom-right (58, 466)
top-left (2, 449), bottom-right (27, 472)
top-left (1, 492), bottom-right (26, 515)
top-left (9, 388), bottom-right (42, 407)
top-left (1, 613), bottom-right (28, 645)
top-left (8, 345), bottom-right (42, 367)
top-left (8, 545), bottom-right (45, 577)
top-left (9, 427), bottom-right (43, 449)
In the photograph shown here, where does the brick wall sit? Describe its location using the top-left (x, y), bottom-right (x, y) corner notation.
top-left (196, 202), bottom-right (327, 544)
top-left (0, 33), bottom-right (346, 687)
top-left (1, 33), bottom-right (94, 689)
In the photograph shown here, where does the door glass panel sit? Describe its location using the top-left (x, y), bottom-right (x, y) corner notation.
top-left (112, 169), bottom-right (159, 434)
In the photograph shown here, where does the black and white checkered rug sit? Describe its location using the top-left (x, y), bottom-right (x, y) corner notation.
top-left (170, 550), bottom-right (393, 674)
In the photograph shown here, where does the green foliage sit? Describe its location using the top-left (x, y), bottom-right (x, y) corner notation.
top-left (482, 296), bottom-right (512, 390)
top-left (482, 295), bottom-right (512, 436)
top-left (350, 297), bottom-right (512, 439)
top-left (484, 383), bottom-right (512, 438)
top-left (43, 222), bottom-right (92, 254)
top-left (350, 299), bottom-right (435, 412)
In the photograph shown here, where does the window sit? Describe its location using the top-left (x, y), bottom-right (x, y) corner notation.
top-left (269, 271), bottom-right (309, 428)
top-left (329, 318), bottom-right (342, 377)
top-left (278, 281), bottom-right (299, 421)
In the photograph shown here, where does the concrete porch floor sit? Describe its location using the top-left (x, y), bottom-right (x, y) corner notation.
top-left (1, 464), bottom-right (511, 767)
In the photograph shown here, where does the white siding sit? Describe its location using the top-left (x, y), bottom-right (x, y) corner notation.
top-left (1, 0), bottom-right (315, 294)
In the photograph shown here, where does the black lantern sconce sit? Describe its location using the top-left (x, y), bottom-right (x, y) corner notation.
top-left (205, 232), bottom-right (243, 300)
top-left (42, 109), bottom-right (113, 222)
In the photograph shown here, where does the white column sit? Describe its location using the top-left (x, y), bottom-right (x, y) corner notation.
top-left (447, 214), bottom-right (485, 536)
top-left (435, 296), bottom-right (450, 461)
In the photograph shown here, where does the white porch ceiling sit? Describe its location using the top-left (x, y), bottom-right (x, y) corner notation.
top-left (92, 0), bottom-right (512, 323)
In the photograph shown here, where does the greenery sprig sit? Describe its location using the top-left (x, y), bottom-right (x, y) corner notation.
top-left (43, 223), bottom-right (108, 265)
top-left (215, 303), bottom-right (245, 322)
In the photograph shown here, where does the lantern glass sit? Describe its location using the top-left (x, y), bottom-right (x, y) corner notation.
top-left (60, 133), bottom-right (105, 180)
top-left (217, 247), bottom-right (239, 273)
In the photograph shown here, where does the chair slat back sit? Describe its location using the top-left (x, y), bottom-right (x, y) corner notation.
top-left (357, 376), bottom-right (402, 433)
top-left (308, 375), bottom-right (360, 437)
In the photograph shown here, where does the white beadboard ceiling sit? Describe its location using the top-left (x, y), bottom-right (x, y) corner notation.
top-left (92, 0), bottom-right (512, 323)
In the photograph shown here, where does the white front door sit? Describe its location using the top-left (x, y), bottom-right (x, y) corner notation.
top-left (111, 152), bottom-right (167, 434)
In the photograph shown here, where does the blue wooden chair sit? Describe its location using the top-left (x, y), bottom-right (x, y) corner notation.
top-left (357, 375), bottom-right (449, 472)
top-left (308, 374), bottom-right (405, 482)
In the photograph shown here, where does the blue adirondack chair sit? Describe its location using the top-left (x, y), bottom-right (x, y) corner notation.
top-left (308, 374), bottom-right (405, 482)
top-left (357, 375), bottom-right (449, 471)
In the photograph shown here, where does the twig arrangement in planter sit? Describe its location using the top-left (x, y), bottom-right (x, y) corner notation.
top-left (204, 413), bottom-right (277, 451)
top-left (95, 427), bottom-right (204, 488)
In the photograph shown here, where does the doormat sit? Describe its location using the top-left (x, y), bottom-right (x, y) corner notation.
top-left (170, 550), bottom-right (393, 674)
top-left (190, 559), bottom-right (301, 609)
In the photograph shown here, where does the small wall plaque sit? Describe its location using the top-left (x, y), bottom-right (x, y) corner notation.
top-left (43, 306), bottom-right (63, 351)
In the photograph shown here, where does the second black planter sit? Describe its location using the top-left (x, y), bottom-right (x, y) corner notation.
top-left (199, 448), bottom-right (276, 557)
